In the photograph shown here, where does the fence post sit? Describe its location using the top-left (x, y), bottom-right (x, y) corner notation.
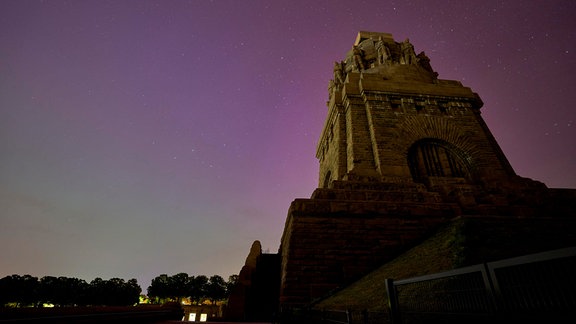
top-left (483, 262), bottom-right (500, 314)
top-left (385, 278), bottom-right (401, 324)
top-left (346, 309), bottom-right (352, 324)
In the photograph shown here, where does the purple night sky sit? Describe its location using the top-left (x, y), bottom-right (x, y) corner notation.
top-left (1, 1), bottom-right (575, 290)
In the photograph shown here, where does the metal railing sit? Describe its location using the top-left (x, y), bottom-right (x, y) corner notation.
top-left (388, 246), bottom-right (576, 323)
top-left (283, 246), bottom-right (576, 324)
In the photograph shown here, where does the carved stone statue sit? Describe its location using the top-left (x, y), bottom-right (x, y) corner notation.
top-left (333, 61), bottom-right (345, 85)
top-left (376, 36), bottom-right (391, 65)
top-left (401, 38), bottom-right (417, 65)
top-left (352, 45), bottom-right (365, 71)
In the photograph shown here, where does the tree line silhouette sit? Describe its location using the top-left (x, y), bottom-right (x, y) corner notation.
top-left (146, 273), bottom-right (238, 305)
top-left (0, 273), bottom-right (238, 308)
top-left (0, 274), bottom-right (141, 307)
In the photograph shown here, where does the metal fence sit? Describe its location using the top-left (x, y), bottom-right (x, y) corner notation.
top-left (389, 246), bottom-right (576, 323)
top-left (284, 246), bottom-right (576, 324)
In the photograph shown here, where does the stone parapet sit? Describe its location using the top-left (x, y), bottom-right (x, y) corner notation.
top-left (287, 198), bottom-right (460, 218)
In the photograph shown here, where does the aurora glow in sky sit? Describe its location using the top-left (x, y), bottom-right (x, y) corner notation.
top-left (1, 0), bottom-right (575, 290)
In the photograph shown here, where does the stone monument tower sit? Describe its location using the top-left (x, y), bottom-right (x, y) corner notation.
top-left (228, 32), bottom-right (576, 320)
top-left (318, 31), bottom-right (516, 191)
top-left (276, 31), bottom-right (576, 308)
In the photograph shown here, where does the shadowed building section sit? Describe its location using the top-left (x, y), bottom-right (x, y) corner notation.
top-left (228, 31), bottom-right (576, 319)
top-left (226, 241), bottom-right (280, 321)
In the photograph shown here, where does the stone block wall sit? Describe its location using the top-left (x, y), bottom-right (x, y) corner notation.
top-left (319, 70), bottom-right (520, 187)
top-left (270, 32), bottom-right (576, 314)
top-left (278, 181), bottom-right (462, 307)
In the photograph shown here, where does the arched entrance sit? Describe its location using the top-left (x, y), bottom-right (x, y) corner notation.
top-left (408, 139), bottom-right (471, 183)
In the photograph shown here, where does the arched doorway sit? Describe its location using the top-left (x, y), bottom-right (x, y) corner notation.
top-left (408, 139), bottom-right (471, 183)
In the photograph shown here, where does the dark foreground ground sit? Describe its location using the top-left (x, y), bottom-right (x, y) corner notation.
top-left (157, 322), bottom-right (269, 324)
top-left (0, 306), bottom-right (273, 323)
top-left (0, 305), bottom-right (182, 323)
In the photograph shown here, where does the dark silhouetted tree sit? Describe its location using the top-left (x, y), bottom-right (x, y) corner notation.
top-left (206, 275), bottom-right (226, 304)
top-left (38, 276), bottom-right (60, 306)
top-left (168, 273), bottom-right (191, 302)
top-left (189, 275), bottom-right (208, 305)
top-left (147, 274), bottom-right (171, 304)
top-left (105, 278), bottom-right (141, 306)
top-left (87, 277), bottom-right (141, 306)
top-left (125, 278), bottom-right (142, 305)
top-left (0, 274), bottom-right (39, 307)
top-left (52, 277), bottom-right (88, 306)
top-left (226, 274), bottom-right (239, 295)
top-left (86, 277), bottom-right (106, 305)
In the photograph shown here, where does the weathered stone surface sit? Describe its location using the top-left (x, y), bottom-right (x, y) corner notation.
top-left (277, 32), bottom-right (576, 308)
top-left (231, 32), bottom-right (576, 317)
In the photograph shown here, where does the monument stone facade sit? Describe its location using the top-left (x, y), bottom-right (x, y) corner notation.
top-left (277, 31), bottom-right (575, 308)
top-left (228, 32), bottom-right (576, 319)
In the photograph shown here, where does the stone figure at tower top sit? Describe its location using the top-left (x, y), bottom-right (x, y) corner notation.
top-left (331, 31), bottom-right (439, 90)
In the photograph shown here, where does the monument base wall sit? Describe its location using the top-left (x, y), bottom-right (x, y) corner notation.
top-left (278, 182), bottom-right (576, 307)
